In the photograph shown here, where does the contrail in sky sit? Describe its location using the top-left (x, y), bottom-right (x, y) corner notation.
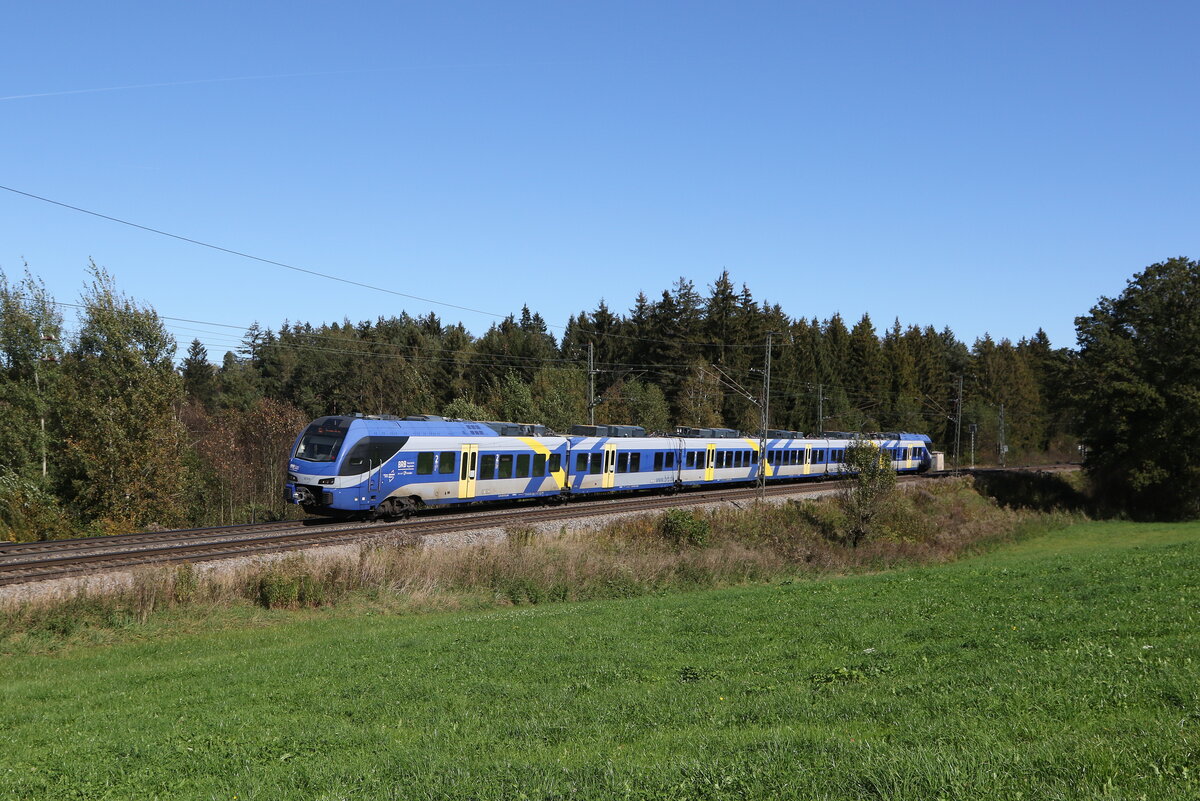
top-left (0, 68), bottom-right (388, 102)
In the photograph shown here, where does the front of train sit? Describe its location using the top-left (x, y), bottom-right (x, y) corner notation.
top-left (914, 434), bottom-right (935, 473)
top-left (285, 415), bottom-right (366, 516)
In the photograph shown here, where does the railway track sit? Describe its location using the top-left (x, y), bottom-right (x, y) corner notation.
top-left (0, 465), bottom-right (1075, 587)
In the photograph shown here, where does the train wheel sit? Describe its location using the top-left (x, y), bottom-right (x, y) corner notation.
top-left (373, 498), bottom-right (414, 520)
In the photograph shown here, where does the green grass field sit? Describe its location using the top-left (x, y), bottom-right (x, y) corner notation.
top-left (2, 520), bottom-right (1198, 800)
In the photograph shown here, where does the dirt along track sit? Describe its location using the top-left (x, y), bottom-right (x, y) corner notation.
top-left (0, 464), bottom-right (1076, 589)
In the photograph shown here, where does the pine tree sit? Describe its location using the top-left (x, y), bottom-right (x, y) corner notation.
top-left (704, 271), bottom-right (739, 368)
top-left (181, 339), bottom-right (216, 406)
top-left (882, 320), bottom-right (922, 431)
top-left (847, 313), bottom-right (887, 429)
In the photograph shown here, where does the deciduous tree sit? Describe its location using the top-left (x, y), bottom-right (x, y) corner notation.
top-left (1073, 256), bottom-right (1200, 519)
top-left (56, 265), bottom-right (188, 530)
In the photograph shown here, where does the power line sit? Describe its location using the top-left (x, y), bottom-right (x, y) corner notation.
top-left (6, 184), bottom-right (769, 350)
top-left (3, 185), bottom-right (508, 319)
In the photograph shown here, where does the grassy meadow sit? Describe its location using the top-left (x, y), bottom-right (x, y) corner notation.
top-left (1, 518), bottom-right (1197, 800)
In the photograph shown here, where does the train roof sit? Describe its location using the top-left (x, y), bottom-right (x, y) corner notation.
top-left (570, 424), bottom-right (647, 438)
top-left (314, 415), bottom-right (501, 438)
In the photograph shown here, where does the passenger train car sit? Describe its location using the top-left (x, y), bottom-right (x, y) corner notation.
top-left (286, 415), bottom-right (934, 518)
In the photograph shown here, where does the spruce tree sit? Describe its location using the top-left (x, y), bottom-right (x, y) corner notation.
top-left (181, 339), bottom-right (216, 406)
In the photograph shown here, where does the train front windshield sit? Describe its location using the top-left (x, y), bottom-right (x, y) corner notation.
top-left (294, 419), bottom-right (350, 463)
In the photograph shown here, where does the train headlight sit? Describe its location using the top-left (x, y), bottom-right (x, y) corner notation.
top-left (318, 478), bottom-right (334, 485)
top-left (287, 473), bottom-right (298, 482)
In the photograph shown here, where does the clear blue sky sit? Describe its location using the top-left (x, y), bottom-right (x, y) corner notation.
top-left (3, 1), bottom-right (1197, 359)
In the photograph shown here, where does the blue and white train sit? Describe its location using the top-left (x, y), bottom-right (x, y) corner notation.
top-left (285, 415), bottom-right (934, 518)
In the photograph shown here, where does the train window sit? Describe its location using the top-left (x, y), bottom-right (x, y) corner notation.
top-left (815, 449), bottom-right (824, 463)
top-left (736, 451), bottom-right (744, 468)
top-left (480, 454), bottom-right (496, 479)
top-left (498, 454), bottom-right (514, 479)
top-left (576, 454), bottom-right (588, 472)
top-left (549, 453), bottom-right (561, 473)
top-left (516, 454), bottom-right (530, 478)
top-left (438, 452), bottom-right (456, 474)
top-left (618, 452), bottom-right (629, 472)
top-left (631, 453), bottom-right (641, 472)
top-left (367, 437), bottom-right (408, 466)
top-left (533, 453), bottom-right (546, 476)
top-left (460, 455), bottom-right (468, 480)
top-left (339, 441), bottom-right (370, 475)
top-left (589, 453), bottom-right (601, 474)
top-left (417, 453), bottom-right (434, 475)
top-left (654, 452), bottom-right (664, 471)
top-left (666, 452), bottom-right (675, 468)
top-left (752, 451), bottom-right (758, 464)
top-left (686, 452), bottom-right (696, 468)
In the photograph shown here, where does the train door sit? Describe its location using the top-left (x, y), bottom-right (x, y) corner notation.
top-left (603, 443), bottom-right (617, 489)
top-left (457, 444), bottom-right (478, 499)
top-left (802, 446), bottom-right (811, 476)
top-left (367, 449), bottom-right (381, 500)
top-left (705, 443), bottom-right (716, 481)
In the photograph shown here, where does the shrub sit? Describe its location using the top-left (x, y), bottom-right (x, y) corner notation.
top-left (257, 571), bottom-right (300, 609)
top-left (173, 564), bottom-right (198, 604)
top-left (0, 470), bottom-right (75, 542)
top-left (836, 438), bottom-right (898, 547)
top-left (658, 509), bottom-right (710, 548)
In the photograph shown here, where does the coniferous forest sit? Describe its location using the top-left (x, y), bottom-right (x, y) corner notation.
top-left (2, 257), bottom-right (1196, 538)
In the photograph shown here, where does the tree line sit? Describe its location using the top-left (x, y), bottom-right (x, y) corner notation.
top-left (1, 258), bottom-right (1194, 537)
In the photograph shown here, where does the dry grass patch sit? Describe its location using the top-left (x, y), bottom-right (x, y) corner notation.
top-left (1, 477), bottom-right (1078, 651)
